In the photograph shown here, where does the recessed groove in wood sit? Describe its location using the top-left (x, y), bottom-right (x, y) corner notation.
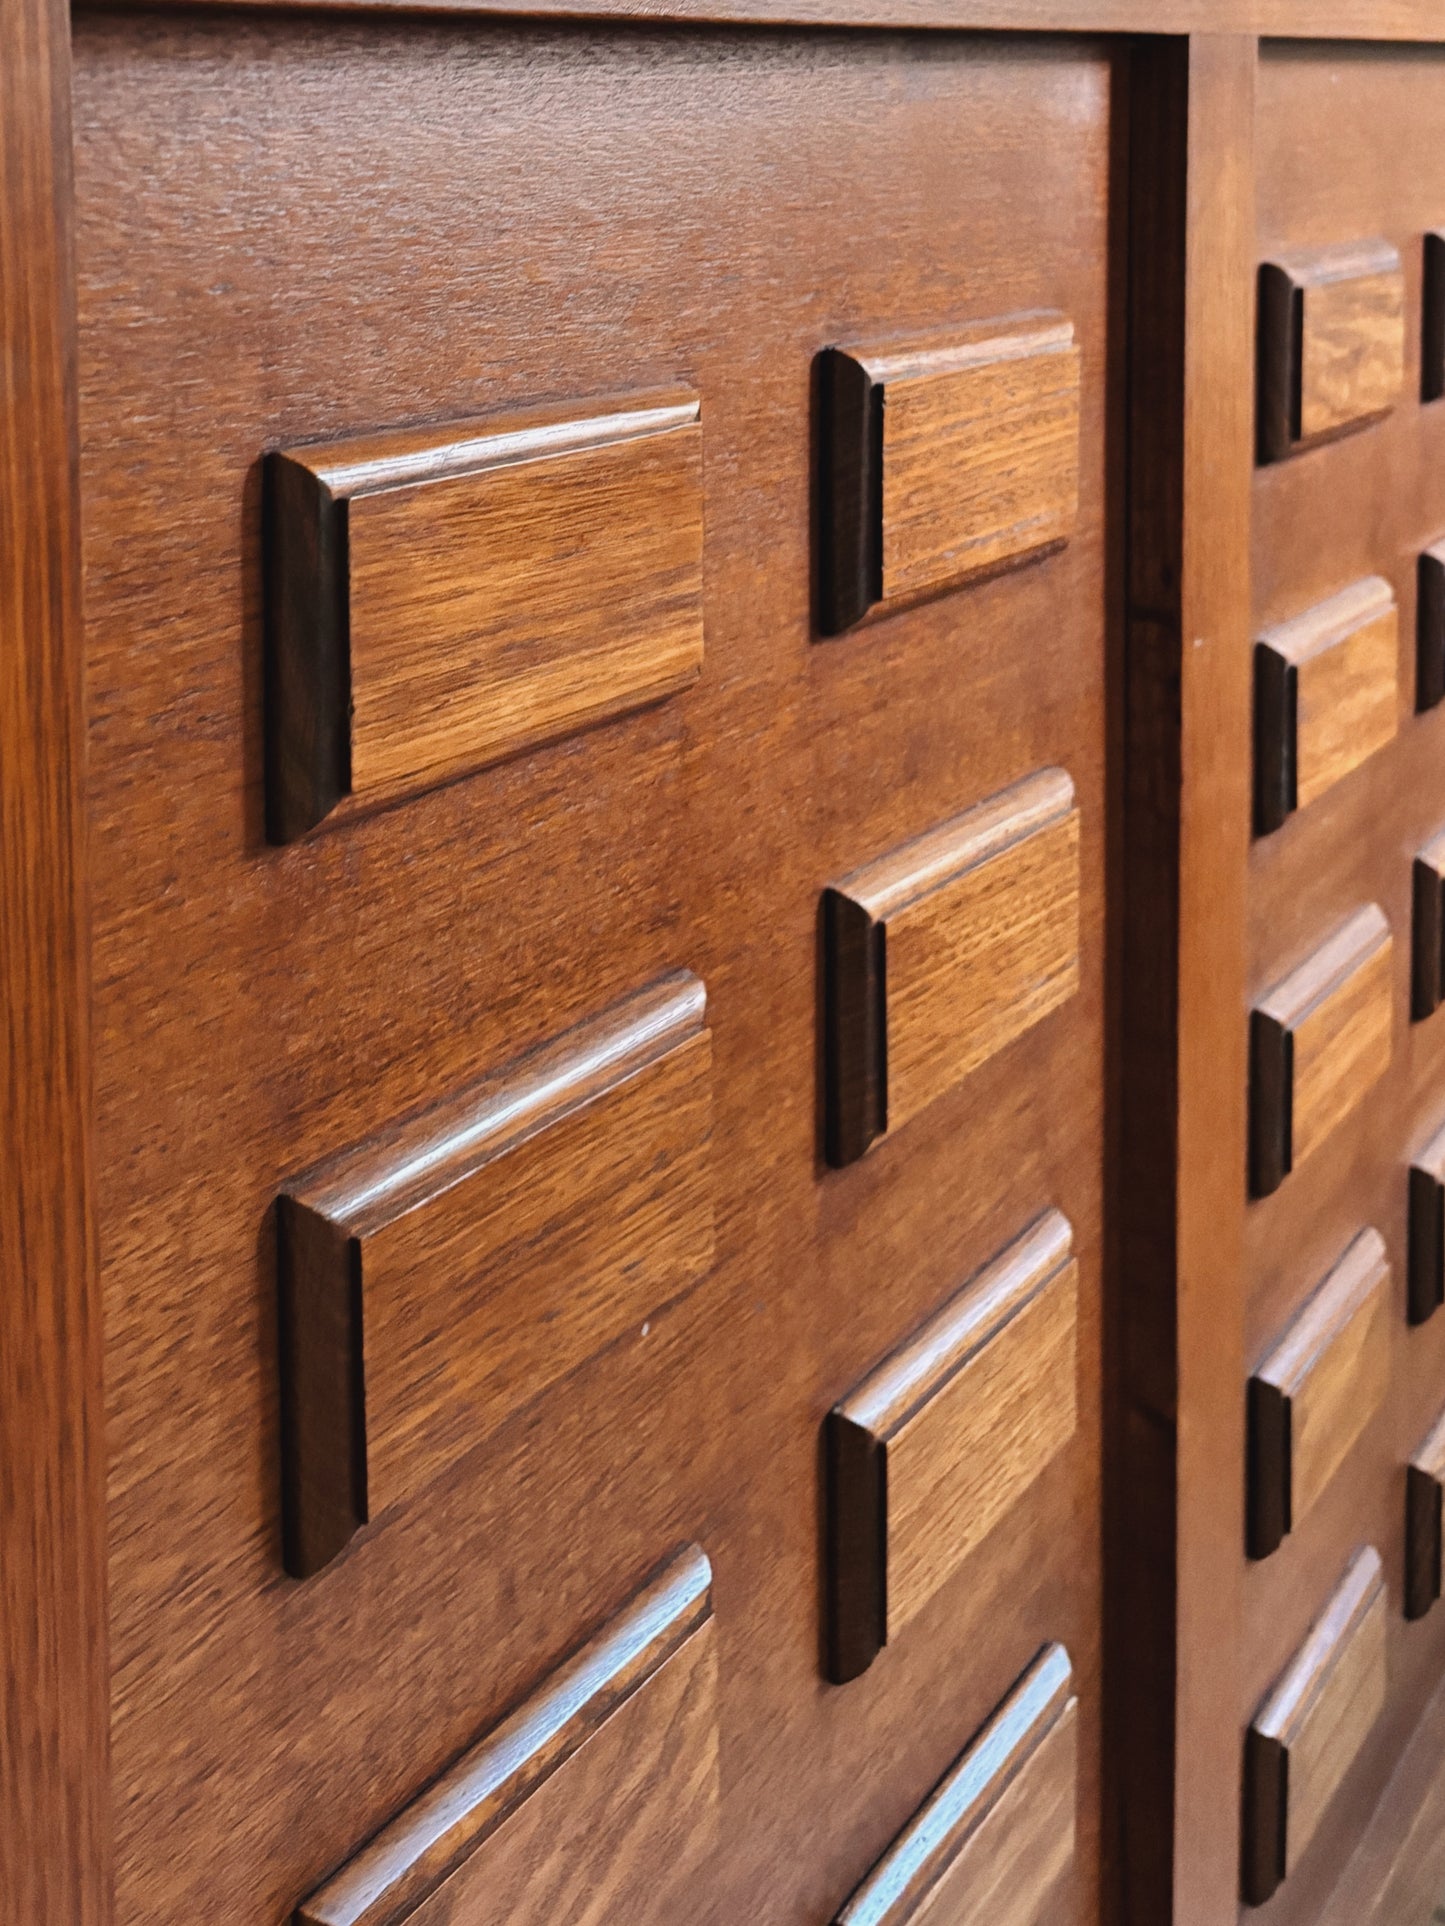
top-left (1419, 543), bottom-right (1445, 712)
top-left (1413, 829), bottom-right (1445, 1019)
top-left (1243, 1548), bottom-right (1387, 1906)
top-left (826, 1212), bottom-right (1076, 1682)
top-left (818, 315), bottom-right (1080, 634)
top-left (833, 1643), bottom-right (1076, 1925)
top-left (1248, 906), bottom-right (1393, 1198)
top-left (1424, 232), bottom-right (1445, 403)
top-left (1257, 240), bottom-right (1404, 463)
top-left (1409, 1119), bottom-right (1445, 1325)
top-left (1253, 576), bottom-right (1398, 834)
top-left (823, 768), bottom-right (1080, 1167)
top-left (1246, 1229), bottom-right (1390, 1560)
top-left (265, 392), bottom-right (704, 840)
top-left (1407, 1412), bottom-right (1445, 1622)
top-left (296, 1544), bottom-right (718, 1926)
top-left (278, 972), bottom-right (714, 1577)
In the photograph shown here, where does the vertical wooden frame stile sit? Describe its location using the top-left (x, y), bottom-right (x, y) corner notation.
top-left (1113, 34), bottom-right (1253, 1926)
top-left (0, 0), bottom-right (110, 1913)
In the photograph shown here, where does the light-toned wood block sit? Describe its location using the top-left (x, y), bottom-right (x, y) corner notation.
top-left (827, 1212), bottom-right (1077, 1681)
top-left (278, 973), bottom-right (714, 1577)
top-left (1407, 1411), bottom-right (1445, 1621)
top-left (1247, 1229), bottom-right (1390, 1558)
top-left (824, 769), bottom-right (1080, 1166)
top-left (834, 1643), bottom-right (1076, 1925)
top-left (1243, 1548), bottom-right (1386, 1905)
top-left (820, 316), bottom-right (1080, 632)
top-left (297, 1546), bottom-right (718, 1926)
top-left (1258, 241), bottom-right (1404, 462)
top-left (1254, 577), bottom-right (1398, 833)
top-left (266, 393), bottom-right (704, 839)
top-left (1249, 906), bottom-right (1393, 1197)
top-left (1410, 1119), bottom-right (1445, 1325)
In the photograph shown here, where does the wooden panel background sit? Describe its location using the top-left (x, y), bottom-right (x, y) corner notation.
top-left (72, 22), bottom-right (1110, 1924)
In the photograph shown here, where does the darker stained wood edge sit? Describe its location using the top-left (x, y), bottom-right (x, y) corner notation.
top-left (1252, 642), bottom-right (1296, 835)
top-left (1406, 1463), bottom-right (1442, 1622)
top-left (1241, 1726), bottom-right (1288, 1907)
top-left (264, 452), bottom-right (351, 843)
top-left (1419, 545), bottom-right (1445, 713)
top-left (1409, 1154), bottom-right (1445, 1326)
top-left (1246, 1374), bottom-right (1290, 1561)
top-left (817, 347), bottom-right (882, 637)
top-left (1413, 850), bottom-right (1445, 1020)
top-left (822, 888), bottom-right (885, 1167)
top-left (824, 1410), bottom-right (886, 1683)
top-left (1255, 261), bottom-right (1301, 466)
top-left (1424, 233), bottom-right (1445, 405)
top-left (1248, 1010), bottom-right (1293, 1198)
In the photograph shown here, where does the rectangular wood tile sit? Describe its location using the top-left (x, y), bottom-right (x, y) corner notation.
top-left (1247, 1229), bottom-right (1390, 1558)
top-left (278, 973), bottom-right (714, 1577)
top-left (1413, 827), bottom-right (1445, 1019)
top-left (826, 1212), bottom-right (1076, 1681)
top-left (1243, 1548), bottom-right (1386, 1905)
top-left (1409, 1119), bottom-right (1445, 1325)
top-left (824, 769), bottom-right (1080, 1166)
top-left (1407, 1412), bottom-right (1445, 1622)
top-left (297, 1545), bottom-right (718, 1926)
top-left (1254, 576), bottom-right (1398, 833)
top-left (1257, 241), bottom-right (1404, 463)
top-left (265, 394), bottom-right (704, 839)
top-left (833, 1643), bottom-right (1076, 1925)
top-left (1249, 906), bottom-right (1393, 1198)
top-left (819, 316), bottom-right (1080, 633)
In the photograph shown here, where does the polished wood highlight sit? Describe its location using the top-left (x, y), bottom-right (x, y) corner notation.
top-left (1253, 576), bottom-right (1398, 833)
top-left (833, 1643), bottom-right (1076, 1925)
top-left (827, 1212), bottom-right (1076, 1682)
top-left (266, 395), bottom-right (705, 839)
top-left (1246, 1229), bottom-right (1390, 1559)
top-left (818, 316), bottom-right (1080, 633)
top-left (1243, 1548), bottom-right (1388, 1906)
top-left (1406, 1412), bottom-right (1445, 1621)
top-left (1409, 1119), bottom-right (1445, 1325)
top-left (279, 973), bottom-right (713, 1576)
top-left (1418, 541), bottom-right (1445, 711)
top-left (1256, 240), bottom-right (1405, 462)
top-left (1413, 827), bottom-right (1445, 1018)
top-left (1248, 906), bottom-right (1393, 1197)
top-left (297, 1545), bottom-right (717, 1925)
top-left (824, 769), bottom-right (1080, 1166)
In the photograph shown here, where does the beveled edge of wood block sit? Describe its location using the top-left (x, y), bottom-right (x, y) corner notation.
top-left (833, 1642), bottom-right (1074, 1926)
top-left (816, 313), bottom-right (1076, 637)
top-left (824, 1210), bottom-right (1073, 1683)
top-left (822, 770), bottom-right (1077, 1169)
top-left (1243, 1546), bottom-right (1385, 1906)
top-left (1409, 1117), bottom-right (1445, 1326)
top-left (1246, 1228), bottom-right (1388, 1559)
top-left (1249, 905), bottom-right (1391, 1199)
top-left (1419, 542), bottom-right (1445, 712)
top-left (264, 389), bottom-right (701, 841)
top-left (1254, 576), bottom-right (1396, 835)
top-left (1424, 233), bottom-right (1445, 404)
top-left (296, 1544), bottom-right (713, 1926)
top-left (1257, 239), bottom-right (1402, 465)
top-left (1407, 1411), bottom-right (1445, 1621)
top-left (277, 971), bottom-right (708, 1577)
top-left (1414, 827), bottom-right (1445, 1019)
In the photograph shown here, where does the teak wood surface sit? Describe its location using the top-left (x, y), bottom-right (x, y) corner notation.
top-left (1257, 241), bottom-right (1405, 462)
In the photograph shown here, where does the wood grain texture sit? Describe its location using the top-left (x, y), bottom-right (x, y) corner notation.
top-left (1413, 827), bottom-right (1445, 1019)
top-left (0, 0), bottom-right (111, 1916)
top-left (827, 1211), bottom-right (1076, 1681)
top-left (1249, 906), bottom-right (1392, 1196)
top-left (1409, 1119), bottom-right (1445, 1325)
top-left (1243, 1548), bottom-right (1386, 1906)
top-left (266, 396), bottom-right (704, 839)
top-left (1257, 241), bottom-right (1404, 463)
top-left (1406, 1411), bottom-right (1445, 1621)
top-left (1246, 1229), bottom-right (1390, 1559)
top-left (297, 1545), bottom-right (717, 1926)
top-left (1418, 540), bottom-right (1445, 712)
top-left (279, 972), bottom-right (713, 1576)
top-left (818, 317), bottom-right (1079, 632)
top-left (1253, 576), bottom-right (1397, 833)
top-left (824, 768), bottom-right (1079, 1166)
top-left (833, 1643), bottom-right (1076, 1926)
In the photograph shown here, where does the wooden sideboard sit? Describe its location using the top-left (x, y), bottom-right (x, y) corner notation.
top-left (6, 5), bottom-right (1445, 1922)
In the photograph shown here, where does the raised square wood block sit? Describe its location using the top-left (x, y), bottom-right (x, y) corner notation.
top-left (278, 972), bottom-right (714, 1578)
top-left (818, 315), bottom-right (1080, 634)
top-left (1414, 829), bottom-right (1445, 1019)
top-left (1407, 1412), bottom-right (1445, 1621)
top-left (1242, 1547), bottom-right (1386, 1906)
top-left (833, 1643), bottom-right (1076, 1926)
top-left (265, 393), bottom-right (704, 840)
top-left (1247, 1229), bottom-right (1390, 1560)
top-left (297, 1545), bottom-right (718, 1926)
top-left (1409, 1119), bottom-right (1445, 1325)
top-left (1257, 240), bottom-right (1404, 463)
top-left (1254, 576), bottom-right (1398, 834)
top-left (1248, 906), bottom-right (1393, 1199)
top-left (823, 769), bottom-right (1080, 1167)
top-left (826, 1212), bottom-right (1077, 1683)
